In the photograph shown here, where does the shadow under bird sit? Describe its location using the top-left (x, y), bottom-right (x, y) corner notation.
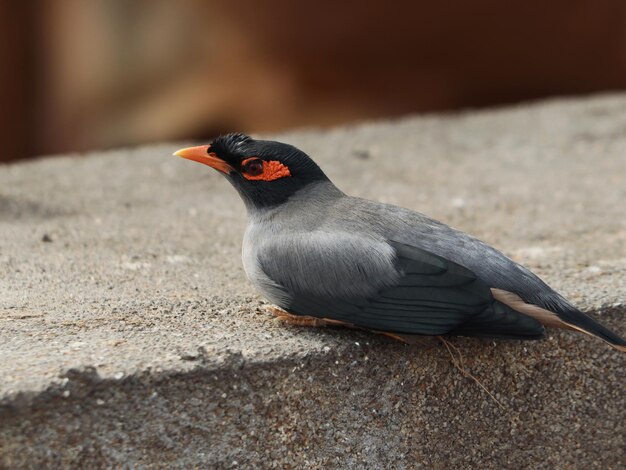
top-left (174, 133), bottom-right (626, 352)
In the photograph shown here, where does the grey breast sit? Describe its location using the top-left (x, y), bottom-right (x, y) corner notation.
top-left (241, 182), bottom-right (401, 307)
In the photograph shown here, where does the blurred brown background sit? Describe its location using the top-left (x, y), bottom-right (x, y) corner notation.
top-left (1, 0), bottom-right (626, 162)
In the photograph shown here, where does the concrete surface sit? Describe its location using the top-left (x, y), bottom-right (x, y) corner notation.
top-left (1, 94), bottom-right (625, 468)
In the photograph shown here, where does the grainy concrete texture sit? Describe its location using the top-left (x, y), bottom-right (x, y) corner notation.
top-left (1, 94), bottom-right (625, 469)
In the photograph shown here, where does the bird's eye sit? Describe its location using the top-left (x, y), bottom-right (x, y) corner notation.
top-left (240, 157), bottom-right (291, 181)
top-left (242, 158), bottom-right (264, 176)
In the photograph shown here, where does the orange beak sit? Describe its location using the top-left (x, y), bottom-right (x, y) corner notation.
top-left (173, 145), bottom-right (233, 174)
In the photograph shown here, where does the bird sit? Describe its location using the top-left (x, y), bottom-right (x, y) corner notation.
top-left (174, 133), bottom-right (626, 352)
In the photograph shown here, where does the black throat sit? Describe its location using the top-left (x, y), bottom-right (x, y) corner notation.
top-left (227, 172), bottom-right (331, 210)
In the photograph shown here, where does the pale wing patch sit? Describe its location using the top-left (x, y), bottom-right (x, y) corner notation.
top-left (491, 288), bottom-right (578, 331)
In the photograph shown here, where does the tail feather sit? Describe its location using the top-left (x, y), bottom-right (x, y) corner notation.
top-left (558, 309), bottom-right (626, 353)
top-left (491, 288), bottom-right (626, 352)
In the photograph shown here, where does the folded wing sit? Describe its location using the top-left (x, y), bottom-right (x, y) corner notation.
top-left (258, 236), bottom-right (545, 339)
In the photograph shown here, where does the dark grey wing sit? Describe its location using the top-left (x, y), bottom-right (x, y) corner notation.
top-left (259, 238), bottom-right (544, 339)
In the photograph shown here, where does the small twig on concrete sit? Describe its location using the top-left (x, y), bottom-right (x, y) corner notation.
top-left (438, 336), bottom-right (504, 409)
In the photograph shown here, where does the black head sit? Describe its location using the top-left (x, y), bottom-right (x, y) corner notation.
top-left (174, 133), bottom-right (330, 209)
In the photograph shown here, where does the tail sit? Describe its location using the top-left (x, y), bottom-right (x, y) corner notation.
top-left (491, 288), bottom-right (626, 352)
top-left (557, 308), bottom-right (626, 353)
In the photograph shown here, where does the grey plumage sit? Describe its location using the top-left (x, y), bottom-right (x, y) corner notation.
top-left (175, 134), bottom-right (626, 351)
top-left (244, 181), bottom-right (546, 339)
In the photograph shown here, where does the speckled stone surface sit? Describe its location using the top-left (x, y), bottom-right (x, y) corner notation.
top-left (1, 94), bottom-right (625, 468)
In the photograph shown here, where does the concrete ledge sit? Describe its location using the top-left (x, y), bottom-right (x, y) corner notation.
top-left (1, 94), bottom-right (625, 467)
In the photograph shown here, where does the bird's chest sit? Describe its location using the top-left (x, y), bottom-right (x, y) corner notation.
top-left (241, 210), bottom-right (311, 281)
top-left (241, 225), bottom-right (263, 285)
top-left (242, 217), bottom-right (399, 305)
top-left (241, 222), bottom-right (292, 306)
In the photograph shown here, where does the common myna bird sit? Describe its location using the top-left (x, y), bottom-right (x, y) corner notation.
top-left (175, 133), bottom-right (626, 352)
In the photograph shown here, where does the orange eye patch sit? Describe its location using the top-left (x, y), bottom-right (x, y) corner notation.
top-left (241, 158), bottom-right (291, 181)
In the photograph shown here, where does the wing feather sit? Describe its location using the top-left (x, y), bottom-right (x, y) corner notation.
top-left (258, 237), bottom-right (544, 339)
